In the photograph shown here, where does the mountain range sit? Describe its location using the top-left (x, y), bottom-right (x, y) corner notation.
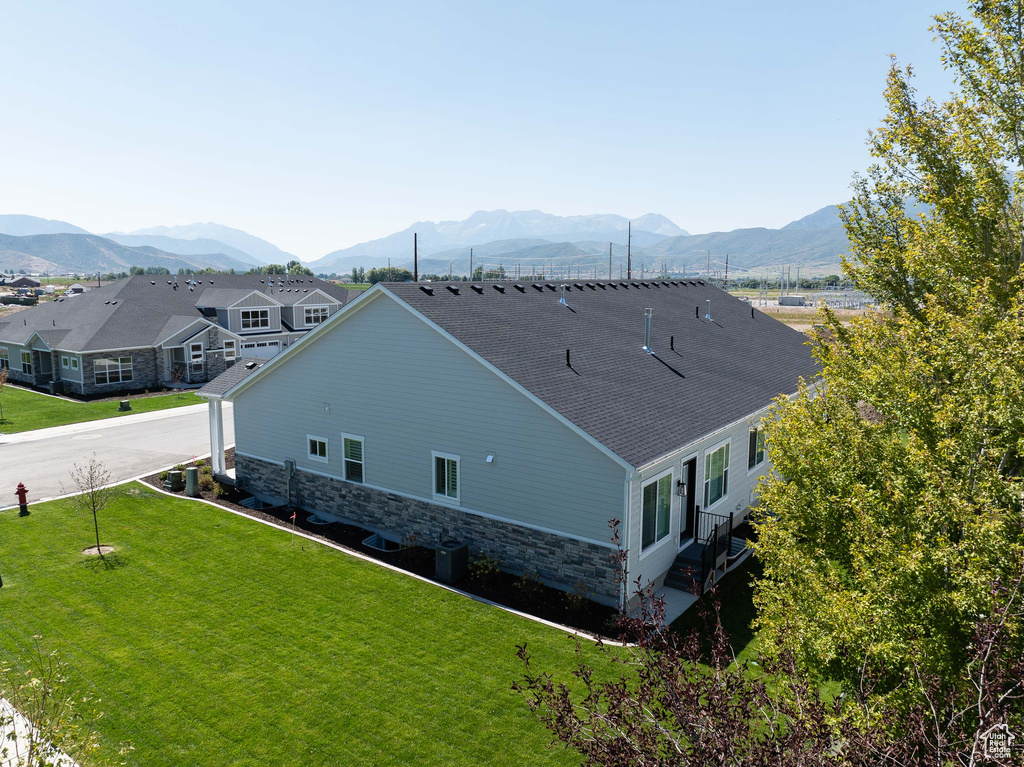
top-left (0, 207), bottom-right (849, 278)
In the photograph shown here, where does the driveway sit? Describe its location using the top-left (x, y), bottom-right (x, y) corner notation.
top-left (0, 402), bottom-right (233, 507)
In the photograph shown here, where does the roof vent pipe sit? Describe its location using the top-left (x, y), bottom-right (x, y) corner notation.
top-left (705, 299), bottom-right (712, 321)
top-left (643, 308), bottom-right (654, 355)
top-left (559, 285), bottom-right (568, 307)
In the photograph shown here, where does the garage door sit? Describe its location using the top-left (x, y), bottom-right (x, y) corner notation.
top-left (240, 340), bottom-right (281, 358)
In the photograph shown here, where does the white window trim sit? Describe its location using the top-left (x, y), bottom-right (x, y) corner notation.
top-left (341, 432), bottom-right (365, 483)
top-left (303, 304), bottom-right (330, 327)
top-left (20, 350), bottom-right (33, 375)
top-left (71, 356), bottom-right (79, 370)
top-left (307, 434), bottom-right (329, 464)
top-left (703, 438), bottom-right (731, 512)
top-left (431, 450), bottom-right (460, 504)
top-left (0, 347), bottom-right (8, 369)
top-left (223, 340), bottom-right (237, 360)
top-left (638, 467), bottom-right (675, 556)
top-left (61, 355), bottom-right (70, 368)
top-left (94, 356), bottom-right (133, 385)
top-left (747, 425), bottom-right (767, 475)
top-left (240, 308), bottom-right (271, 330)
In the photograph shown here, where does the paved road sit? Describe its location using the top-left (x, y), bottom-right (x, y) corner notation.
top-left (0, 402), bottom-right (233, 507)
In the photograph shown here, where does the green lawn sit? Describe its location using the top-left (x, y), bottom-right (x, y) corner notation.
top-left (670, 556), bottom-right (762, 663)
top-left (0, 485), bottom-right (605, 766)
top-left (0, 387), bottom-right (203, 433)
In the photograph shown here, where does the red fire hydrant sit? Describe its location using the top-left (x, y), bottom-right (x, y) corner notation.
top-left (15, 482), bottom-right (29, 515)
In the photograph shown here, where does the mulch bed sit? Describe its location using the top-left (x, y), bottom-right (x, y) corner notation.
top-left (7, 380), bottom-right (196, 403)
top-left (141, 453), bottom-right (620, 639)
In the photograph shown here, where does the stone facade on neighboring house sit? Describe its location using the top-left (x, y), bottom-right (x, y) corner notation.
top-left (236, 453), bottom-right (620, 603)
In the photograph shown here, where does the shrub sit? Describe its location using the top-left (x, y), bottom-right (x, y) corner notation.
top-left (214, 482), bottom-right (231, 498)
top-left (198, 474), bottom-right (215, 492)
top-left (173, 464), bottom-right (185, 472)
top-left (158, 470), bottom-right (168, 481)
top-left (469, 554), bottom-right (501, 586)
top-left (194, 458), bottom-right (206, 468)
top-left (515, 568), bottom-right (543, 597)
top-left (565, 579), bottom-right (593, 612)
top-left (199, 464), bottom-right (212, 476)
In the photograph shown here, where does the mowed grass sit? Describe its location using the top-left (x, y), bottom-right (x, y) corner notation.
top-left (0, 484), bottom-right (603, 766)
top-left (0, 386), bottom-right (203, 433)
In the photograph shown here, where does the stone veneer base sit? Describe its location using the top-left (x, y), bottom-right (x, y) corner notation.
top-left (235, 453), bottom-right (621, 606)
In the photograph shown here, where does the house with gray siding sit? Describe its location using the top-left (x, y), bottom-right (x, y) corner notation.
top-left (202, 279), bottom-right (818, 607)
top-left (0, 274), bottom-right (351, 396)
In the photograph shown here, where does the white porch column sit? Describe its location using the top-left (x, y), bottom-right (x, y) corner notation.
top-left (209, 398), bottom-right (226, 475)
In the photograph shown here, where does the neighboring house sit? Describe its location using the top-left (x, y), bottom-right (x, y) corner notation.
top-left (66, 283), bottom-right (90, 294)
top-left (9, 276), bottom-right (41, 289)
top-left (201, 279), bottom-right (818, 607)
top-left (0, 274), bottom-right (352, 396)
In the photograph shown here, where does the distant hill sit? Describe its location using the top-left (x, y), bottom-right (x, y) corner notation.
top-left (311, 205), bottom-right (849, 278)
top-left (0, 233), bottom-right (254, 275)
top-left (309, 209), bottom-right (687, 273)
top-left (780, 205), bottom-right (843, 231)
top-left (124, 222), bottom-right (294, 266)
top-left (0, 214), bottom-right (89, 236)
top-left (103, 233), bottom-right (264, 267)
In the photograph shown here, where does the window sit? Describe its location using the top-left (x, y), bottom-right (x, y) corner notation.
top-left (61, 355), bottom-right (70, 368)
top-left (240, 309), bottom-right (270, 329)
top-left (0, 348), bottom-right (7, 369)
top-left (704, 442), bottom-right (730, 508)
top-left (304, 306), bottom-right (329, 326)
top-left (343, 435), bottom-right (364, 483)
top-left (20, 351), bottom-right (32, 375)
top-left (189, 342), bottom-right (204, 374)
top-left (71, 357), bottom-right (79, 371)
top-left (223, 340), bottom-right (236, 361)
top-left (94, 356), bottom-right (133, 385)
top-left (433, 452), bottom-right (459, 501)
top-left (307, 435), bottom-right (328, 463)
top-left (641, 472), bottom-right (673, 550)
top-left (748, 426), bottom-right (766, 470)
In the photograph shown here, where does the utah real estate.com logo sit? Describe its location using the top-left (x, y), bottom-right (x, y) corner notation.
top-left (982, 723), bottom-right (1015, 761)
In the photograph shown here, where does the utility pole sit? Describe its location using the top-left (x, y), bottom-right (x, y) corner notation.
top-left (706, 251), bottom-right (711, 281)
top-left (414, 233), bottom-right (418, 282)
top-left (470, 248), bottom-right (473, 279)
top-left (725, 253), bottom-right (729, 289)
top-left (627, 222), bottom-right (632, 279)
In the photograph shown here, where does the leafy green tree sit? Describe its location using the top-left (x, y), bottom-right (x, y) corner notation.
top-left (366, 267), bottom-right (412, 284)
top-left (754, 0), bottom-right (1024, 706)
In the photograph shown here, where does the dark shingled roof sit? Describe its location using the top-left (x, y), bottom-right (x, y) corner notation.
top-left (200, 357), bottom-right (271, 397)
top-left (0, 275), bottom-right (351, 352)
top-left (386, 280), bottom-right (819, 468)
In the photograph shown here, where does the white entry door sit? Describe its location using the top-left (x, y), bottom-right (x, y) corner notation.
top-left (240, 340), bottom-right (281, 358)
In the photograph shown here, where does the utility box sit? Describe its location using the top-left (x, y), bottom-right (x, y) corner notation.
top-left (184, 466), bottom-right (200, 497)
top-left (164, 470), bottom-right (185, 493)
top-left (435, 540), bottom-right (469, 584)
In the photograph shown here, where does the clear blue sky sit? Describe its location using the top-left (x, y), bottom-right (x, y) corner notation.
top-left (1, 0), bottom-right (965, 259)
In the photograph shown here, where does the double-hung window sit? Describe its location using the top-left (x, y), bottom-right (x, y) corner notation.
top-left (704, 442), bottom-right (730, 509)
top-left (641, 472), bottom-right (673, 550)
top-left (94, 356), bottom-right (133, 385)
top-left (342, 434), bottom-right (364, 483)
top-left (748, 426), bottom-right (766, 470)
top-left (307, 435), bottom-right (328, 463)
top-left (304, 306), bottom-right (329, 326)
top-left (20, 351), bottom-right (32, 375)
top-left (240, 309), bottom-right (270, 330)
top-left (1, 348), bottom-right (10, 369)
top-left (433, 452), bottom-right (459, 502)
top-left (223, 340), bottom-right (236, 362)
